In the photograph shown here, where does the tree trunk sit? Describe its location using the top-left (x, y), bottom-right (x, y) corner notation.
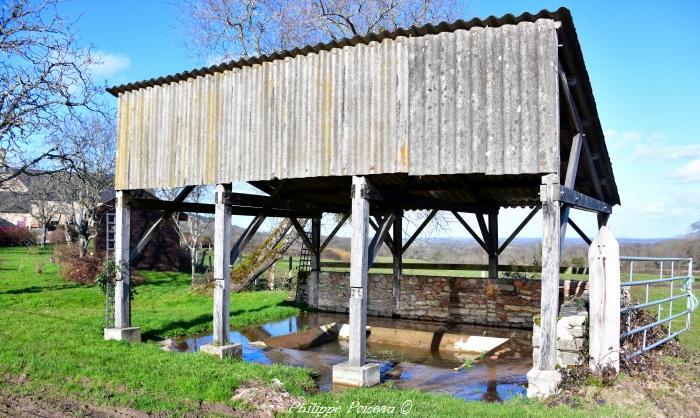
top-left (79, 236), bottom-right (88, 258)
top-left (41, 225), bottom-right (47, 248)
top-left (231, 219), bottom-right (301, 292)
top-left (190, 247), bottom-right (197, 287)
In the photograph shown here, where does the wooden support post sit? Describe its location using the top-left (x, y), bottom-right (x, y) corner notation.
top-left (539, 174), bottom-right (560, 371)
top-left (488, 212), bottom-right (499, 280)
top-left (114, 190), bottom-right (131, 329)
top-left (349, 176), bottom-right (370, 367)
top-left (392, 212), bottom-right (403, 313)
top-left (213, 184), bottom-right (233, 345)
top-left (588, 226), bottom-right (620, 372)
top-left (309, 216), bottom-right (321, 309)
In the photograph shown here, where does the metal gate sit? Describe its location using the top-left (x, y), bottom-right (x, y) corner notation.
top-left (619, 256), bottom-right (696, 360)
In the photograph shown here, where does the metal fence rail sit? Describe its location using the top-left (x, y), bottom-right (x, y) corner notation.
top-left (620, 256), bottom-right (696, 360)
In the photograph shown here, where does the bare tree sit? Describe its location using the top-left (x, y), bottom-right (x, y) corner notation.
top-left (179, 0), bottom-right (464, 62)
top-left (59, 115), bottom-right (116, 257)
top-left (28, 175), bottom-right (63, 247)
top-left (0, 0), bottom-right (102, 189)
top-left (158, 187), bottom-right (214, 287)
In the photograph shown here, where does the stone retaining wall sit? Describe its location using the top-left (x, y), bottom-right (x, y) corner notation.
top-left (308, 272), bottom-right (587, 329)
top-left (532, 298), bottom-right (588, 368)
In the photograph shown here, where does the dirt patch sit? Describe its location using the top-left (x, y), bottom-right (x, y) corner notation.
top-left (551, 344), bottom-right (700, 418)
top-left (231, 379), bottom-right (303, 417)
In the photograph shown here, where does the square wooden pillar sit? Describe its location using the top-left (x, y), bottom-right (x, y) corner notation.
top-left (527, 173), bottom-right (562, 396)
top-left (332, 176), bottom-right (379, 387)
top-left (105, 190), bottom-right (140, 342)
top-left (201, 184), bottom-right (240, 358)
top-left (488, 212), bottom-right (499, 279)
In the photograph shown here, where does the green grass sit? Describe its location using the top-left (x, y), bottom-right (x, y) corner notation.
top-left (629, 285), bottom-right (700, 352)
top-left (0, 246), bottom-right (631, 416)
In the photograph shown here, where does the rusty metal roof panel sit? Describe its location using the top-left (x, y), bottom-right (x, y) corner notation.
top-left (113, 18), bottom-right (559, 190)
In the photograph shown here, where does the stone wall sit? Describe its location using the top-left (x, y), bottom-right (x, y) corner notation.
top-left (532, 298), bottom-right (588, 368)
top-left (311, 272), bottom-right (587, 329)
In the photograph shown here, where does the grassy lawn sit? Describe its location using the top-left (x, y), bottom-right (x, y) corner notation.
top-left (0, 245), bottom-right (675, 416)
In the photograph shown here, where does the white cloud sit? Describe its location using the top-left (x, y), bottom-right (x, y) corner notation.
top-left (621, 130), bottom-right (643, 142)
top-left (633, 143), bottom-right (700, 161)
top-left (670, 159), bottom-right (700, 183)
top-left (604, 129), bottom-right (618, 140)
top-left (89, 52), bottom-right (131, 78)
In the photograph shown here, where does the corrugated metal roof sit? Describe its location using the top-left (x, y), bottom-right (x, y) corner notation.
top-left (108, 6), bottom-right (620, 206)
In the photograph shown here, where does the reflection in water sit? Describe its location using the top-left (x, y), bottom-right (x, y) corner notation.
top-left (161, 312), bottom-right (531, 402)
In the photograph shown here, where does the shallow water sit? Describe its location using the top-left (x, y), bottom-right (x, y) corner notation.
top-left (161, 312), bottom-right (532, 401)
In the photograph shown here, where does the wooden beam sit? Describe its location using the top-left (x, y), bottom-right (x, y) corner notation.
top-left (567, 218), bottom-right (592, 245)
top-left (309, 216), bottom-right (321, 309)
top-left (349, 176), bottom-right (370, 367)
top-left (230, 215), bottom-right (266, 263)
top-left (451, 211), bottom-right (488, 252)
top-left (476, 213), bottom-right (489, 245)
top-left (498, 207), bottom-right (540, 255)
top-left (539, 174), bottom-right (561, 371)
top-left (392, 213), bottom-right (403, 312)
top-left (402, 209), bottom-right (438, 253)
top-left (129, 186), bottom-right (194, 262)
top-left (368, 214), bottom-right (395, 267)
top-left (557, 185), bottom-right (612, 214)
top-left (114, 190), bottom-right (131, 329)
top-left (213, 184), bottom-right (233, 345)
top-left (320, 214), bottom-right (349, 253)
top-left (321, 261), bottom-right (588, 274)
top-left (561, 133), bottom-right (584, 252)
top-left (488, 213), bottom-right (498, 279)
top-left (581, 139), bottom-right (606, 201)
top-left (290, 217), bottom-right (314, 255)
top-left (369, 215), bottom-right (395, 255)
top-left (559, 64), bottom-right (584, 133)
top-left (223, 191), bottom-right (346, 214)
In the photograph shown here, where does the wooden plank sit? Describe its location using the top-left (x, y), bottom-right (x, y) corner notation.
top-left (588, 226), bottom-right (620, 372)
top-left (539, 174), bottom-right (560, 371)
top-left (114, 190), bottom-right (131, 328)
top-left (320, 214), bottom-right (349, 253)
top-left (557, 185), bottom-right (612, 214)
top-left (129, 197), bottom-right (320, 218)
top-left (368, 214), bottom-right (395, 267)
top-left (309, 217), bottom-right (321, 308)
top-left (230, 215), bottom-right (266, 263)
top-left (402, 209), bottom-right (438, 252)
top-left (223, 191), bottom-right (346, 213)
top-left (392, 213), bottom-right (403, 312)
top-left (498, 207), bottom-right (539, 255)
top-left (213, 184), bottom-right (233, 345)
top-left (451, 211), bottom-right (488, 252)
top-left (129, 186), bottom-right (194, 261)
top-left (567, 218), bottom-right (592, 245)
top-left (349, 176), bottom-right (370, 367)
top-left (290, 217), bottom-right (314, 254)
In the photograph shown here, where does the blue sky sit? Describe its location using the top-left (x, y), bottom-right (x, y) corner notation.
top-left (61, 0), bottom-right (700, 239)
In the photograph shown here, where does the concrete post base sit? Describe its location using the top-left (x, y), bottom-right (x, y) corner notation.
top-left (200, 343), bottom-right (242, 359)
top-left (104, 327), bottom-right (141, 343)
top-left (526, 368), bottom-right (562, 398)
top-left (332, 361), bottom-right (380, 387)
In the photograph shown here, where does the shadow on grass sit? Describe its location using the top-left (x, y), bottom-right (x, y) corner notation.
top-left (0, 284), bottom-right (79, 295)
top-left (141, 300), bottom-right (307, 341)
